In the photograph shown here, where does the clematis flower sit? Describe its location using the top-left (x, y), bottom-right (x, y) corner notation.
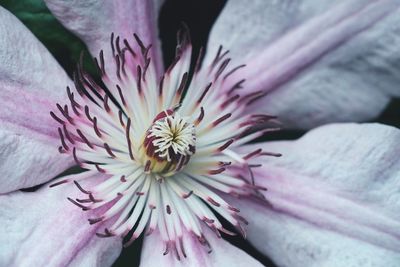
top-left (0, 1), bottom-right (399, 267)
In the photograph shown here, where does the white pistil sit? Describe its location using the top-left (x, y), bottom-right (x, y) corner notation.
top-left (148, 113), bottom-right (196, 162)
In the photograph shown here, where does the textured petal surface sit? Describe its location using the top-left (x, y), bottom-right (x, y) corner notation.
top-left (231, 123), bottom-right (400, 267)
top-left (0, 174), bottom-right (122, 267)
top-left (0, 6), bottom-right (73, 193)
top-left (206, 0), bottom-right (400, 129)
top-left (140, 227), bottom-right (264, 267)
top-left (45, 0), bottom-right (164, 75)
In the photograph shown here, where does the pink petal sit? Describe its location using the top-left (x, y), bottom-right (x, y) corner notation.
top-left (140, 227), bottom-right (264, 267)
top-left (44, 0), bottom-right (164, 76)
top-left (206, 0), bottom-right (400, 129)
top-left (231, 123), bottom-right (400, 266)
top-left (0, 7), bottom-right (74, 193)
top-left (0, 174), bottom-right (122, 266)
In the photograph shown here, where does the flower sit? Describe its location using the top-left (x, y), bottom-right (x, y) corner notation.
top-left (0, 1), bottom-right (399, 267)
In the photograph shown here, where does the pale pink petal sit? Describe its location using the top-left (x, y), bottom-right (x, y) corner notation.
top-left (68, 233), bottom-right (121, 267)
top-left (140, 227), bottom-right (264, 267)
top-left (44, 0), bottom-right (164, 76)
top-left (206, 0), bottom-right (400, 129)
top-left (230, 123), bottom-right (400, 267)
top-left (0, 174), bottom-right (122, 267)
top-left (0, 6), bottom-right (74, 193)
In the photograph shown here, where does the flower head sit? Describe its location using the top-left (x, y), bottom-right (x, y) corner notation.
top-left (50, 29), bottom-right (277, 257)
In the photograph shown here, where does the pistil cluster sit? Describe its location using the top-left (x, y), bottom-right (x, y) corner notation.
top-left (142, 110), bottom-right (196, 176)
top-left (50, 29), bottom-right (279, 259)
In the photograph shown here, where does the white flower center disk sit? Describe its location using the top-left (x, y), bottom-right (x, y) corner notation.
top-left (50, 30), bottom-right (279, 259)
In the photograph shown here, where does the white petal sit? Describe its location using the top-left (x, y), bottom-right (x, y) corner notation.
top-left (231, 123), bottom-right (400, 267)
top-left (0, 6), bottom-right (73, 193)
top-left (206, 0), bottom-right (400, 129)
top-left (0, 174), bottom-right (122, 266)
top-left (44, 0), bottom-right (165, 76)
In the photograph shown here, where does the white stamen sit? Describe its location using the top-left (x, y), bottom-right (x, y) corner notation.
top-left (50, 32), bottom-right (277, 258)
top-left (148, 113), bottom-right (196, 162)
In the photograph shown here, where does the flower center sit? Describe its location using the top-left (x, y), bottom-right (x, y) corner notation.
top-left (142, 109), bottom-right (196, 175)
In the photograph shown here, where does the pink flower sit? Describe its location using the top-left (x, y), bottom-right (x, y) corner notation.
top-left (1, 1), bottom-right (400, 267)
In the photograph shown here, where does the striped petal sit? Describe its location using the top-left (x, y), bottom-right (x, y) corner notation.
top-left (44, 0), bottom-right (164, 76)
top-left (0, 173), bottom-right (122, 267)
top-left (0, 6), bottom-right (73, 193)
top-left (206, 0), bottom-right (400, 129)
top-left (230, 123), bottom-right (400, 267)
